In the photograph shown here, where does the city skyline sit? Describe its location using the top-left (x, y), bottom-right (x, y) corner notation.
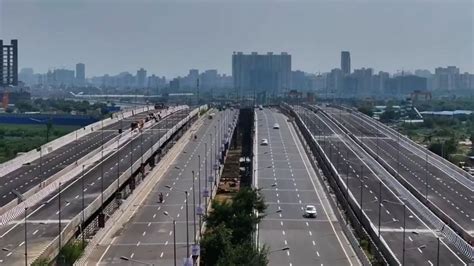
top-left (2, 0), bottom-right (473, 77)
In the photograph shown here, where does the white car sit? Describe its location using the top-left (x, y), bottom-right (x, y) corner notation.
top-left (304, 205), bottom-right (317, 218)
top-left (261, 138), bottom-right (269, 146)
top-left (273, 123), bottom-right (280, 129)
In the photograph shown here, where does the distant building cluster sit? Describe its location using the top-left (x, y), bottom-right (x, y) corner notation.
top-left (232, 52), bottom-right (291, 99)
top-left (292, 51), bottom-right (474, 99)
top-left (19, 63), bottom-right (87, 88)
top-left (7, 37), bottom-right (474, 99)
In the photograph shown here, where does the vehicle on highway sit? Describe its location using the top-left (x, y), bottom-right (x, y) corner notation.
top-left (208, 113), bottom-right (215, 119)
top-left (304, 205), bottom-right (317, 218)
top-left (261, 138), bottom-right (269, 146)
top-left (273, 123), bottom-right (280, 129)
top-left (258, 105), bottom-right (263, 110)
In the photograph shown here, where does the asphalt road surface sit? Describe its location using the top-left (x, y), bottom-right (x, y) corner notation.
top-left (255, 108), bottom-right (360, 266)
top-left (0, 110), bottom-right (190, 265)
top-left (295, 106), bottom-right (470, 265)
top-left (88, 109), bottom-right (237, 265)
top-left (322, 106), bottom-right (473, 236)
top-left (0, 108), bottom-right (166, 208)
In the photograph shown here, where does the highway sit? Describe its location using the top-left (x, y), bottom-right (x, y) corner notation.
top-left (255, 108), bottom-right (359, 266)
top-left (0, 108), bottom-right (164, 208)
top-left (0, 109), bottom-right (190, 265)
top-left (87, 109), bottom-right (237, 265)
top-left (295, 106), bottom-right (470, 265)
top-left (321, 106), bottom-right (474, 236)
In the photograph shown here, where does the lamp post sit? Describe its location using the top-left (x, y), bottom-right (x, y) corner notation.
top-left (424, 152), bottom-right (429, 201)
top-left (209, 133), bottom-right (213, 198)
top-left (165, 186), bottom-right (190, 260)
top-left (268, 246), bottom-right (290, 254)
top-left (204, 143), bottom-right (208, 212)
top-left (383, 199), bottom-right (406, 265)
top-left (24, 206), bottom-right (28, 266)
top-left (192, 171), bottom-right (196, 244)
top-left (197, 155), bottom-right (202, 239)
top-left (163, 211), bottom-right (177, 266)
top-left (57, 182), bottom-right (63, 263)
top-left (81, 164), bottom-right (86, 248)
top-left (378, 181), bottom-right (382, 238)
top-left (120, 256), bottom-right (154, 266)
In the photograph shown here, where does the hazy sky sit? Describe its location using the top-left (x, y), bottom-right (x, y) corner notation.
top-left (1, 0), bottom-right (473, 78)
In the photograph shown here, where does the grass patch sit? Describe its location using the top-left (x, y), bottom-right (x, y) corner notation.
top-left (0, 123), bottom-right (79, 163)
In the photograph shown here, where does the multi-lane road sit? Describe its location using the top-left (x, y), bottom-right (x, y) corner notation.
top-left (255, 108), bottom-right (359, 266)
top-left (87, 109), bottom-right (237, 265)
top-left (0, 110), bottom-right (190, 265)
top-left (322, 106), bottom-right (473, 236)
top-left (0, 108), bottom-right (164, 208)
top-left (295, 106), bottom-right (470, 265)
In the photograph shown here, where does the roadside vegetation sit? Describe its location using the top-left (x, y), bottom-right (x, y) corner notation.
top-left (0, 123), bottom-right (79, 163)
top-left (12, 98), bottom-right (111, 117)
top-left (399, 115), bottom-right (474, 165)
top-left (201, 187), bottom-right (268, 266)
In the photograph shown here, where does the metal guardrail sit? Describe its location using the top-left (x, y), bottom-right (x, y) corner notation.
top-left (314, 105), bottom-right (474, 262)
top-left (31, 107), bottom-right (197, 263)
top-left (352, 109), bottom-right (473, 187)
top-left (281, 103), bottom-right (394, 265)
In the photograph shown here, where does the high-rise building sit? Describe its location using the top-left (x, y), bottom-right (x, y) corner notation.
top-left (19, 68), bottom-right (34, 85)
top-left (136, 68), bottom-right (147, 88)
top-left (353, 68), bottom-right (373, 95)
top-left (1, 39), bottom-right (18, 86)
top-left (53, 69), bottom-right (75, 86)
top-left (327, 68), bottom-right (344, 94)
top-left (232, 52), bottom-right (291, 99)
top-left (341, 51), bottom-right (351, 76)
top-left (434, 66), bottom-right (459, 91)
top-left (76, 63), bottom-right (85, 86)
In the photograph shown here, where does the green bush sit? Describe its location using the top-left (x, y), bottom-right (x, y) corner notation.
top-left (201, 188), bottom-right (268, 266)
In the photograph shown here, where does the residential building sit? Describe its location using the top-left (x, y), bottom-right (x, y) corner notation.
top-left (434, 66), bottom-right (459, 91)
top-left (0, 39), bottom-right (18, 86)
top-left (136, 68), bottom-right (147, 88)
top-left (232, 52), bottom-right (291, 99)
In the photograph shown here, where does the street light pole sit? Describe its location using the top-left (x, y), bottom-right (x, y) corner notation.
top-left (378, 181), bottom-right (382, 238)
top-left (163, 211), bottom-right (177, 266)
top-left (192, 171), bottom-right (196, 244)
top-left (24, 206), bottom-right (28, 266)
top-left (198, 155), bottom-right (202, 239)
top-left (204, 143), bottom-right (208, 212)
top-left (185, 190), bottom-right (189, 260)
top-left (425, 152), bottom-right (429, 201)
top-left (58, 182), bottom-right (62, 263)
top-left (81, 165), bottom-right (85, 248)
top-left (402, 203), bottom-right (406, 266)
top-left (436, 237), bottom-right (440, 266)
top-left (166, 186), bottom-right (190, 261)
top-left (359, 166), bottom-right (364, 221)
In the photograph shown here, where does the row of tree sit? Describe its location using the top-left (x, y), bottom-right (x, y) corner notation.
top-left (201, 188), bottom-right (268, 266)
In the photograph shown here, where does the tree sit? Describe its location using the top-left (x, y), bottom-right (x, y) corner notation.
top-left (380, 109), bottom-right (398, 123)
top-left (202, 188), bottom-right (268, 265)
top-left (216, 243), bottom-right (268, 266)
top-left (358, 106), bottom-right (373, 117)
top-left (201, 224), bottom-right (233, 266)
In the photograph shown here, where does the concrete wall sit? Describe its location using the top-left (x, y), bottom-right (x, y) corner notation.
top-left (0, 106), bottom-right (187, 225)
top-left (0, 105), bottom-right (157, 177)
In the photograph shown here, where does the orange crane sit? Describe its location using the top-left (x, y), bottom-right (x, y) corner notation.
top-left (2, 89), bottom-right (9, 109)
